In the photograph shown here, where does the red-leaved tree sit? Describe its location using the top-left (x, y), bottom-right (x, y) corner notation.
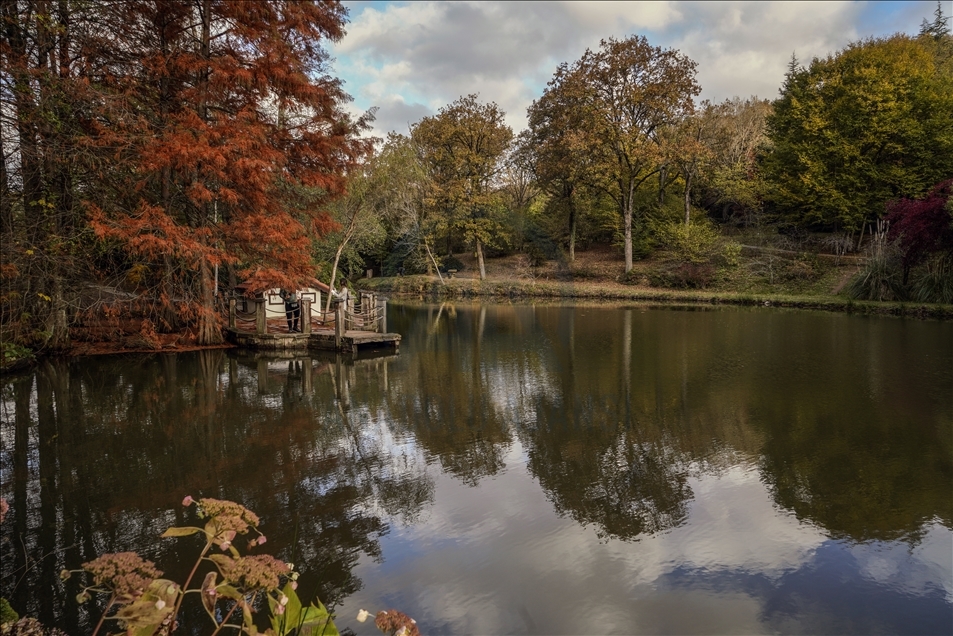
top-left (84, 0), bottom-right (372, 344)
top-left (887, 179), bottom-right (953, 283)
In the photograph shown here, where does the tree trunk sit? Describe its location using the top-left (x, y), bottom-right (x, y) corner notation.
top-left (47, 275), bottom-right (69, 349)
top-left (565, 181), bottom-right (576, 263)
top-left (684, 171), bottom-right (693, 227)
top-left (196, 258), bottom-right (222, 345)
top-left (326, 242), bottom-right (345, 312)
top-left (8, 0), bottom-right (43, 249)
top-left (325, 208), bottom-right (360, 311)
top-left (423, 235), bottom-right (445, 284)
top-left (160, 255), bottom-right (181, 332)
top-left (569, 201), bottom-right (577, 263)
top-left (624, 181), bottom-right (634, 273)
top-left (0, 136), bottom-right (10, 237)
top-left (476, 237), bottom-right (487, 280)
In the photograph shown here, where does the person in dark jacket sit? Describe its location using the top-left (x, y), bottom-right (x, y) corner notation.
top-left (280, 289), bottom-right (300, 332)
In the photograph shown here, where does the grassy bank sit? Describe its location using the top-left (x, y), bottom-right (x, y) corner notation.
top-left (359, 274), bottom-right (953, 320)
top-left (354, 244), bottom-right (953, 319)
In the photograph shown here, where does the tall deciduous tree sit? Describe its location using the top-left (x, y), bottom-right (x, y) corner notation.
top-left (765, 34), bottom-right (953, 232)
top-left (82, 0), bottom-right (371, 344)
top-left (695, 97), bottom-right (772, 225)
top-left (411, 95), bottom-right (512, 280)
top-left (542, 36), bottom-right (700, 273)
top-left (2, 0), bottom-right (97, 349)
top-left (365, 133), bottom-right (443, 278)
top-left (317, 165), bottom-right (384, 311)
top-left (526, 80), bottom-right (591, 262)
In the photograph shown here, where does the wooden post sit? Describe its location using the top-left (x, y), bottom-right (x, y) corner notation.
top-left (334, 301), bottom-right (343, 350)
top-left (257, 358), bottom-right (268, 392)
top-left (379, 297), bottom-right (387, 333)
top-left (255, 298), bottom-right (266, 334)
top-left (300, 298), bottom-right (311, 335)
top-left (229, 297), bottom-right (236, 329)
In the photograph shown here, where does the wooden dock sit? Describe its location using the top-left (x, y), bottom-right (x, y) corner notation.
top-left (225, 293), bottom-right (400, 355)
top-left (227, 327), bottom-right (400, 354)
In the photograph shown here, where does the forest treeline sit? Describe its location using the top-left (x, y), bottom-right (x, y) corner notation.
top-left (2, 1), bottom-right (952, 358)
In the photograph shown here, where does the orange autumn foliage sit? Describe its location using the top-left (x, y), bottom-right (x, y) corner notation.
top-left (82, 0), bottom-right (373, 343)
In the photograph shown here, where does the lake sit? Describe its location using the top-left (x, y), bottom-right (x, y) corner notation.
top-left (1, 302), bottom-right (951, 634)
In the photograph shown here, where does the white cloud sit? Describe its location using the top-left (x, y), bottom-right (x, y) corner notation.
top-left (335, 447), bottom-right (831, 634)
top-left (333, 1), bottom-right (940, 136)
top-left (671, 1), bottom-right (864, 102)
top-left (564, 1), bottom-right (683, 30)
top-left (334, 439), bottom-right (952, 634)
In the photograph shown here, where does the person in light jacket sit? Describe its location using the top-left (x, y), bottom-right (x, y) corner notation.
top-left (336, 282), bottom-right (350, 312)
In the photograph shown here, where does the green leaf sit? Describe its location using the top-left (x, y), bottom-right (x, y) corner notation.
top-left (299, 601), bottom-right (340, 636)
top-left (241, 600), bottom-right (254, 631)
top-left (216, 584), bottom-right (243, 601)
top-left (116, 579), bottom-right (178, 635)
top-left (291, 586), bottom-right (340, 636)
top-left (160, 526), bottom-right (201, 538)
top-left (270, 583), bottom-right (308, 636)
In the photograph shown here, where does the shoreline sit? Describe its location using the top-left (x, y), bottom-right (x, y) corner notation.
top-left (3, 277), bottom-right (950, 373)
top-left (358, 276), bottom-right (953, 320)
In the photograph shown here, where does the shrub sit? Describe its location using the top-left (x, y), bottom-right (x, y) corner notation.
top-left (911, 253), bottom-right (953, 304)
top-left (845, 244), bottom-right (906, 301)
top-left (887, 179), bottom-right (953, 283)
top-left (0, 597), bottom-right (19, 626)
top-left (1, 343), bottom-right (34, 368)
top-left (652, 219), bottom-right (721, 264)
top-left (649, 262), bottom-right (716, 289)
top-left (54, 497), bottom-right (419, 636)
top-left (442, 254), bottom-right (465, 272)
top-left (718, 241), bottom-right (743, 268)
top-left (779, 253), bottom-right (823, 282)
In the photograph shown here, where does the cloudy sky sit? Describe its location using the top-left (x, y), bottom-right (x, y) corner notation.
top-left (327, 0), bottom-right (939, 137)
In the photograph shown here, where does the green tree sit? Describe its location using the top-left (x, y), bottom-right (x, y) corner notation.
top-left (919, 0), bottom-right (951, 40)
top-left (411, 95), bottom-right (513, 280)
top-left (526, 78), bottom-right (594, 262)
top-left (497, 132), bottom-right (540, 255)
top-left (539, 36), bottom-right (700, 273)
top-left (765, 34), bottom-right (953, 232)
top-left (316, 164), bottom-right (386, 310)
top-left (367, 133), bottom-right (444, 278)
top-left (695, 97), bottom-right (772, 225)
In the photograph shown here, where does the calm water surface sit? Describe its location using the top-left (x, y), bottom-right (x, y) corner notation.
top-left (1, 302), bottom-right (951, 634)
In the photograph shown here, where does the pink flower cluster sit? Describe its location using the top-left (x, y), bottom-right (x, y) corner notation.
top-left (211, 554), bottom-right (290, 591)
top-left (183, 496), bottom-right (266, 549)
top-left (82, 552), bottom-right (162, 602)
top-left (196, 498), bottom-right (260, 528)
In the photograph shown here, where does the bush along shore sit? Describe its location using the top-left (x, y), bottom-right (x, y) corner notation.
top-left (358, 267), bottom-right (953, 321)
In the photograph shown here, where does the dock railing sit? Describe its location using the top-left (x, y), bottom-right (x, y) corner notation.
top-left (347, 293), bottom-right (387, 333)
top-left (228, 292), bottom-right (387, 335)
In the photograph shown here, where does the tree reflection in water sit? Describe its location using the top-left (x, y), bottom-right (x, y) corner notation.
top-left (386, 302), bottom-right (951, 545)
top-left (2, 302), bottom-right (951, 634)
top-left (0, 349), bottom-right (432, 633)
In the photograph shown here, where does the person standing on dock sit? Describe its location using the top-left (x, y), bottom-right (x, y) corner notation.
top-left (280, 289), bottom-right (300, 332)
top-left (337, 281), bottom-right (351, 312)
